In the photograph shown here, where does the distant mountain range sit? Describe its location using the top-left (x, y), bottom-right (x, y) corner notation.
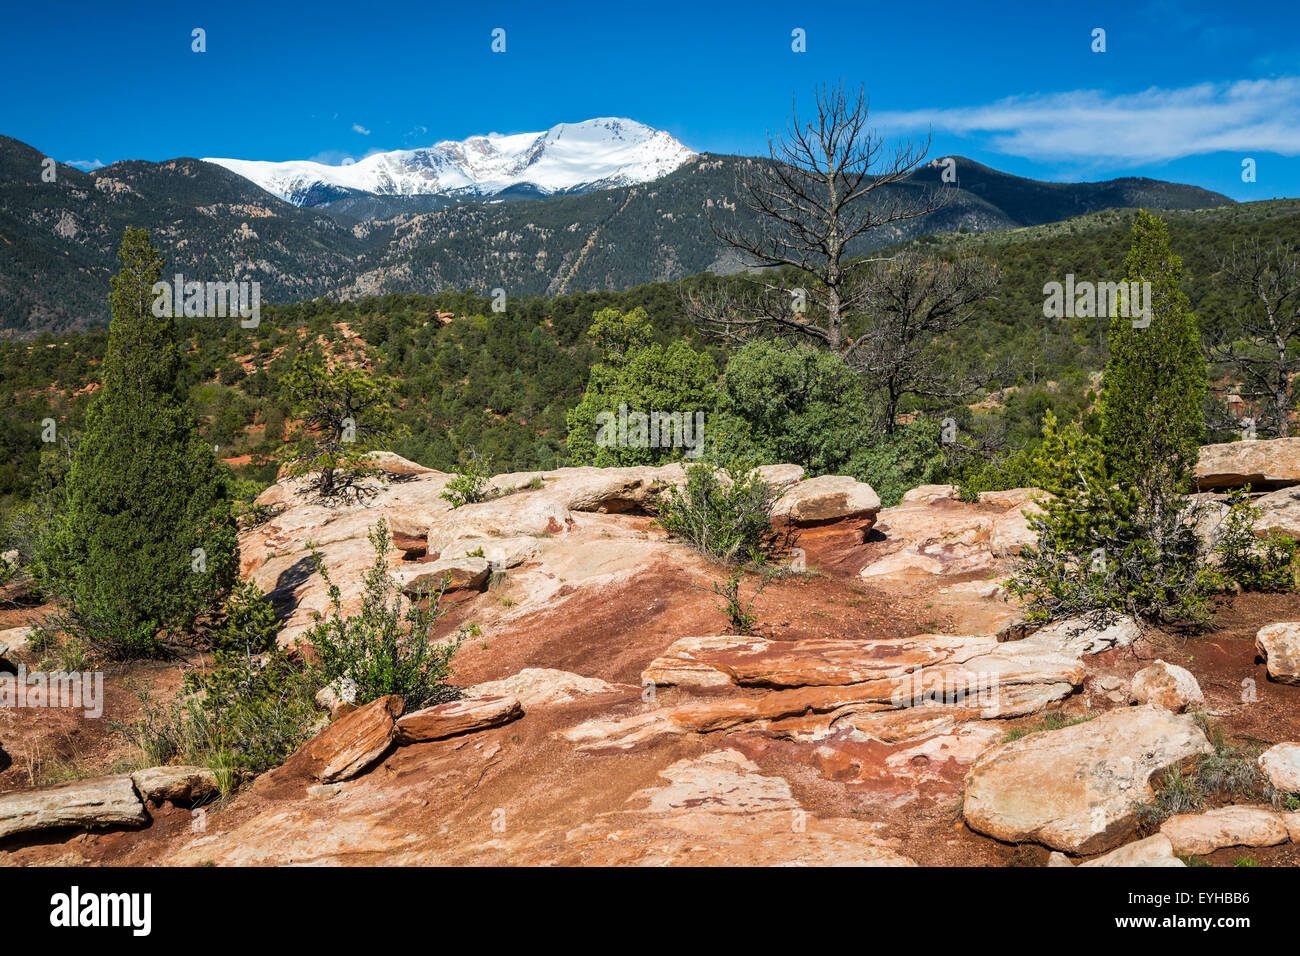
top-left (0, 122), bottom-right (1237, 333)
top-left (205, 118), bottom-right (696, 207)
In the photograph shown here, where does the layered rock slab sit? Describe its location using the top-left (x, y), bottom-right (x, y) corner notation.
top-left (0, 776), bottom-right (147, 840)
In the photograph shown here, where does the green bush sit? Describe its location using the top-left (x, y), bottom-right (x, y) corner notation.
top-left (440, 448), bottom-right (492, 508)
top-left (654, 463), bottom-right (783, 566)
top-left (712, 339), bottom-right (868, 475)
top-left (1213, 489), bottom-right (1297, 592)
top-left (303, 517), bottom-right (462, 708)
top-left (844, 418), bottom-right (948, 507)
top-left (118, 581), bottom-right (316, 782)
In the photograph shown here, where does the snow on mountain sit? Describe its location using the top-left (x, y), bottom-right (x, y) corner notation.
top-left (204, 118), bottom-right (695, 206)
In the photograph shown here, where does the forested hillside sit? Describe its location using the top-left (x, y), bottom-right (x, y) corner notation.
top-left (3, 198), bottom-right (1298, 517)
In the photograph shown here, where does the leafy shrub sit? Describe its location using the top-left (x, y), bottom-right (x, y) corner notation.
top-left (712, 339), bottom-right (868, 475)
top-left (440, 449), bottom-right (492, 509)
top-left (118, 581), bottom-right (316, 782)
top-left (1213, 489), bottom-right (1297, 592)
top-left (654, 463), bottom-right (783, 566)
top-left (705, 570), bottom-right (771, 633)
top-left (845, 418), bottom-right (948, 507)
top-left (303, 517), bottom-right (462, 708)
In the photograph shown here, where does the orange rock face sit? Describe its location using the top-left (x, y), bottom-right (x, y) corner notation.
top-left (305, 694), bottom-right (404, 783)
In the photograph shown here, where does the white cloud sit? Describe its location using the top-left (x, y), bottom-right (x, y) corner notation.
top-left (64, 158), bottom-right (105, 171)
top-left (352, 123), bottom-right (371, 136)
top-left (874, 78), bottom-right (1300, 168)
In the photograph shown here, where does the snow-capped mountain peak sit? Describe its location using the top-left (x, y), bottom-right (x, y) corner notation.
top-left (204, 118), bottom-right (694, 206)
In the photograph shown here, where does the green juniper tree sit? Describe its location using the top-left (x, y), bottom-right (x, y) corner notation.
top-left (1009, 213), bottom-right (1221, 627)
top-left (55, 228), bottom-right (238, 657)
top-left (1100, 209), bottom-right (1207, 523)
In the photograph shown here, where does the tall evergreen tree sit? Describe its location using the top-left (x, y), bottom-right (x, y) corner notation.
top-left (1099, 210), bottom-right (1207, 520)
top-left (56, 228), bottom-right (237, 656)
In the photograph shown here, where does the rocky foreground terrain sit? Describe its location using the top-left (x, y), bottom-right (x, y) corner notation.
top-left (4, 440), bottom-right (1300, 866)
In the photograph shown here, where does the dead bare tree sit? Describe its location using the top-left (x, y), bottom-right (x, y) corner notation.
top-left (853, 251), bottom-right (1000, 432)
top-left (1206, 238), bottom-right (1300, 438)
top-left (686, 82), bottom-right (946, 361)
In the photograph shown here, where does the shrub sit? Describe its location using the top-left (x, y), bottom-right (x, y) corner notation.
top-left (118, 582), bottom-right (316, 781)
top-left (303, 517), bottom-right (462, 708)
top-left (705, 570), bottom-right (771, 633)
top-left (1004, 413), bottom-right (1222, 627)
top-left (1212, 489), bottom-right (1297, 592)
top-left (654, 463), bottom-right (783, 566)
top-left (440, 448), bottom-right (492, 508)
top-left (712, 339), bottom-right (868, 475)
top-left (565, 308), bottom-right (717, 467)
top-left (845, 418), bottom-right (948, 507)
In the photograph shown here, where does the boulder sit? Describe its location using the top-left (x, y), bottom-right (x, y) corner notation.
top-left (365, 451), bottom-right (439, 476)
top-left (0, 776), bottom-right (147, 840)
top-left (394, 694), bottom-right (523, 744)
top-left (396, 556), bottom-right (491, 596)
top-left (466, 668), bottom-right (635, 708)
top-left (962, 706), bottom-right (1212, 854)
top-left (130, 766), bottom-right (220, 805)
top-left (314, 679), bottom-right (358, 719)
top-left (1255, 623), bottom-right (1300, 684)
top-left (1195, 437), bottom-right (1300, 491)
top-left (304, 694), bottom-right (403, 783)
top-left (1130, 660), bottom-right (1204, 713)
top-left (1252, 486), bottom-right (1300, 540)
top-left (772, 475), bottom-right (881, 525)
top-left (1078, 833), bottom-right (1185, 867)
top-left (1257, 742), bottom-right (1300, 793)
top-left (1160, 805), bottom-right (1290, 856)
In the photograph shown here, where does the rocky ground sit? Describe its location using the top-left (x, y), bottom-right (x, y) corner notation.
top-left (3, 440), bottom-right (1300, 866)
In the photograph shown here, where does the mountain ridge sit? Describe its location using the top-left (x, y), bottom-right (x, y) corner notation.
top-left (0, 131), bottom-right (1237, 333)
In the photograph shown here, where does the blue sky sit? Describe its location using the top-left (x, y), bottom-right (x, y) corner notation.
top-left (3, 0), bottom-right (1299, 200)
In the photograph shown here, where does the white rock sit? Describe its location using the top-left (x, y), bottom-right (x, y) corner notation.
top-left (1130, 660), bottom-right (1204, 713)
top-left (1258, 742), bottom-right (1300, 793)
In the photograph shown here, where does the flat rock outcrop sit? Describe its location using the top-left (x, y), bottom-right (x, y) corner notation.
top-left (465, 668), bottom-right (636, 708)
top-left (860, 486), bottom-right (1045, 580)
top-left (0, 776), bottom-right (147, 840)
top-left (1195, 438), bottom-right (1300, 491)
top-left (1255, 622), bottom-right (1300, 684)
top-left (962, 706), bottom-right (1212, 854)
